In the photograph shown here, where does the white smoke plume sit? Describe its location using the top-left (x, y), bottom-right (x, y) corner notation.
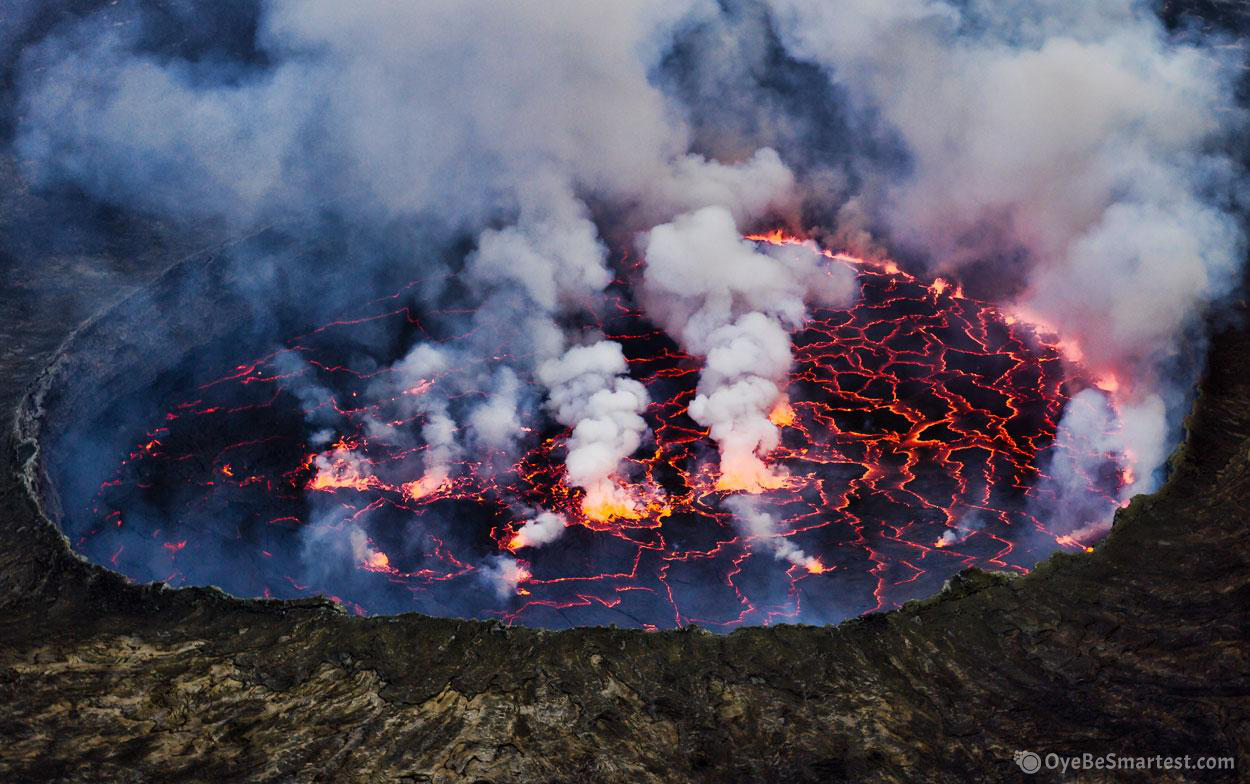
top-left (642, 206), bottom-right (858, 491)
top-left (508, 511), bottom-right (569, 551)
top-left (726, 495), bottom-right (823, 573)
top-left (538, 342), bottom-right (652, 519)
top-left (1037, 388), bottom-right (1168, 541)
top-left (468, 368), bottom-right (525, 455)
top-left (300, 514), bottom-right (389, 578)
top-left (346, 343), bottom-right (460, 500)
top-left (463, 179), bottom-right (651, 510)
top-left (762, 0), bottom-right (1247, 509)
top-left (271, 350), bottom-right (340, 447)
top-left (480, 554), bottom-right (531, 600)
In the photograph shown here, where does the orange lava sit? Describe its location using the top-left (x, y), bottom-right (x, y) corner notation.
top-left (87, 229), bottom-right (1133, 629)
top-left (769, 398), bottom-right (796, 427)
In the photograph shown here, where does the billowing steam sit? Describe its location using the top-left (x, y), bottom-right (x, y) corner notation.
top-left (538, 342), bottom-right (651, 519)
top-left (9, 0), bottom-right (1246, 611)
top-left (642, 206), bottom-right (858, 491)
top-left (508, 511), bottom-right (569, 551)
top-left (762, 0), bottom-right (1247, 534)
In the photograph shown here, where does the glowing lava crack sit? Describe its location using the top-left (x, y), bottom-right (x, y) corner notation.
top-left (76, 234), bottom-right (1128, 629)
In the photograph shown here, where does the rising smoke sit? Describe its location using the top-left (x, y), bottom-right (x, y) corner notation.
top-left (642, 206), bottom-right (858, 491)
top-left (9, 0), bottom-right (1246, 605)
top-left (762, 0), bottom-right (1247, 534)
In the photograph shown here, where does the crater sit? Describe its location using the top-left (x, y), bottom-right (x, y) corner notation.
top-left (26, 236), bottom-right (1126, 629)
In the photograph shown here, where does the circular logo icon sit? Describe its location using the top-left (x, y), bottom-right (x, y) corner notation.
top-left (1014, 751), bottom-right (1042, 774)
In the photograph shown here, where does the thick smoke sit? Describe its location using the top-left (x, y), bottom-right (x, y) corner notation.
top-left (11, 0), bottom-right (795, 558)
top-left (10, 0), bottom-right (1247, 607)
top-left (761, 0), bottom-right (1247, 530)
top-left (642, 206), bottom-right (858, 491)
top-left (538, 342), bottom-right (652, 518)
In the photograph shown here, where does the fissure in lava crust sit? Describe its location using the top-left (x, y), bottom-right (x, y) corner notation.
top-left (69, 234), bottom-right (1125, 629)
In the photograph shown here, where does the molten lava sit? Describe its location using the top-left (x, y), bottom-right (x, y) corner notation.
top-left (77, 232), bottom-right (1131, 629)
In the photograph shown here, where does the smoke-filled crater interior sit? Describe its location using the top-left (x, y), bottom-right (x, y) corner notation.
top-left (49, 232), bottom-right (1128, 630)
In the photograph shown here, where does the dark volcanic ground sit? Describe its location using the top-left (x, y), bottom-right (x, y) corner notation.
top-left (2, 2), bottom-right (1250, 780)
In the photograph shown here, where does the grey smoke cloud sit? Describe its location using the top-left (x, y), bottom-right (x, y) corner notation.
top-left (763, 0), bottom-right (1247, 514)
top-left (9, 0), bottom-right (796, 555)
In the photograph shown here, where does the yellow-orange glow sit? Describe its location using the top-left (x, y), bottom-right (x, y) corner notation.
top-left (308, 461), bottom-right (376, 493)
top-left (582, 483), bottom-right (645, 522)
top-left (578, 480), bottom-right (672, 523)
top-left (1056, 535), bottom-right (1095, 554)
top-left (931, 278), bottom-right (949, 296)
top-left (1095, 374), bottom-right (1120, 393)
top-left (744, 228), bottom-right (805, 245)
top-left (769, 398), bottom-right (796, 427)
top-left (401, 470), bottom-right (448, 501)
top-left (1055, 339), bottom-right (1084, 362)
top-left (715, 456), bottom-right (791, 494)
top-left (805, 560), bottom-right (827, 574)
top-left (515, 564), bottom-right (532, 587)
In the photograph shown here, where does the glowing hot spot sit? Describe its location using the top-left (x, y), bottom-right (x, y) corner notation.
top-left (581, 480), bottom-right (648, 522)
top-left (714, 459), bottom-right (791, 494)
top-left (769, 398), bottom-right (796, 428)
top-left (1095, 374), bottom-right (1120, 393)
top-left (308, 452), bottom-right (377, 493)
top-left (401, 471), bottom-right (449, 501)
